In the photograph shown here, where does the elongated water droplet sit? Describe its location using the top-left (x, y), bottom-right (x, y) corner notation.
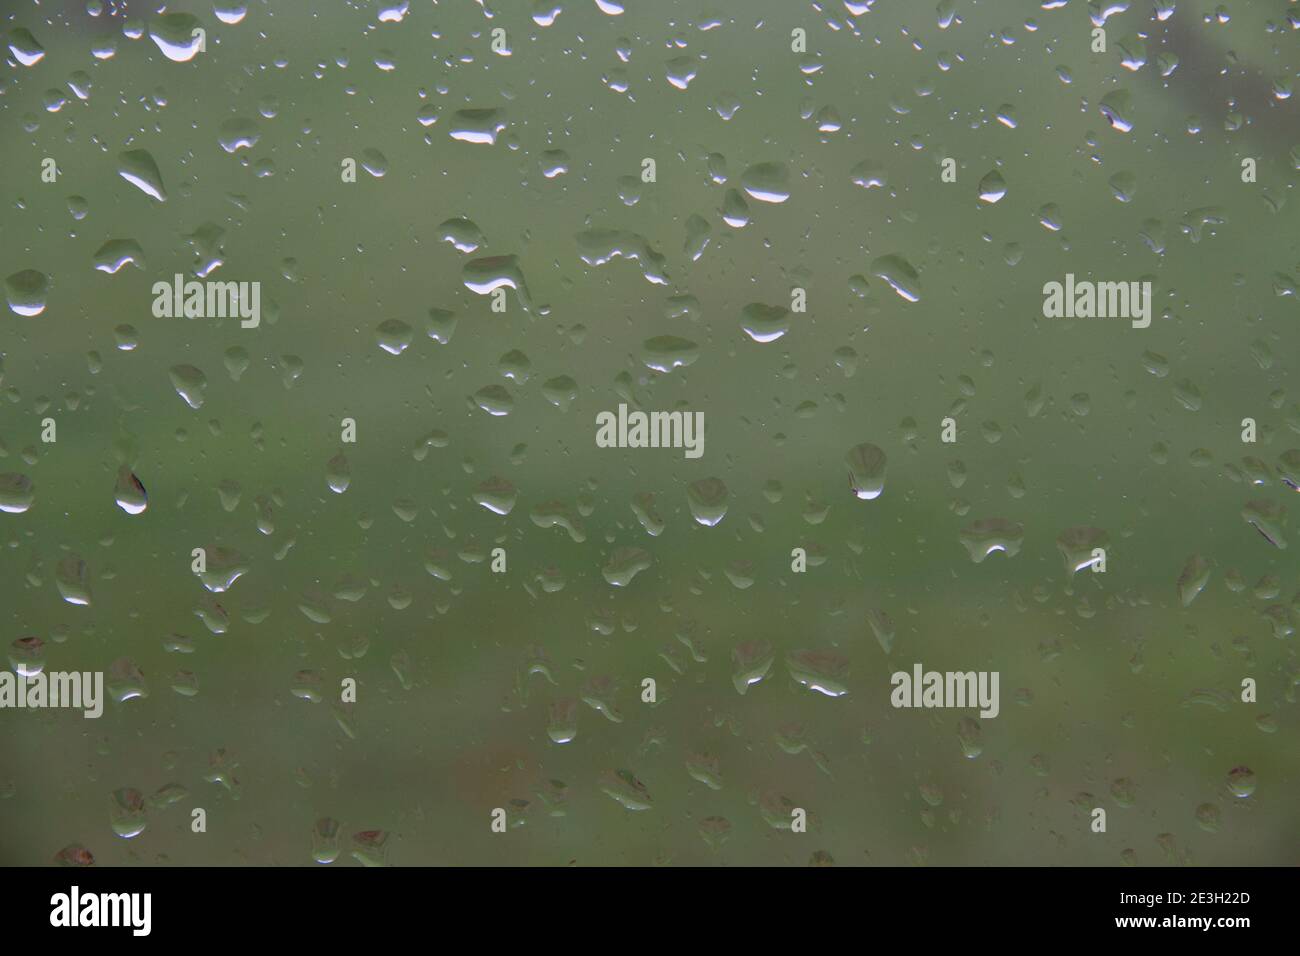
top-left (786, 649), bottom-right (850, 698)
top-left (149, 13), bottom-right (204, 62)
top-left (740, 162), bottom-right (790, 203)
top-left (118, 149), bottom-right (168, 201)
top-left (740, 303), bottom-right (791, 343)
top-left (113, 466), bottom-right (148, 514)
top-left (169, 364), bottom-right (207, 409)
top-left (686, 477), bottom-right (729, 526)
top-left (870, 254), bottom-right (921, 302)
top-left (845, 443), bottom-right (886, 500)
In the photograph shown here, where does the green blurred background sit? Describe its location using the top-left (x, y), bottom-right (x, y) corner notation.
top-left (1, 0), bottom-right (1297, 865)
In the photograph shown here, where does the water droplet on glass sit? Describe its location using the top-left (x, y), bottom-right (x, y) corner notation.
top-left (959, 518), bottom-right (1024, 562)
top-left (5, 269), bottom-right (49, 316)
top-left (786, 649), bottom-right (850, 698)
top-left (117, 149), bottom-right (168, 201)
top-left (169, 364), bottom-right (207, 409)
top-left (312, 817), bottom-right (342, 864)
top-left (110, 788), bottom-right (147, 838)
top-left (686, 477), bottom-right (729, 526)
top-left (375, 318), bottom-right (413, 355)
top-left (731, 639), bottom-right (774, 694)
top-left (0, 473), bottom-right (35, 513)
top-left (113, 466), bottom-right (148, 514)
top-left (977, 168), bottom-right (1006, 203)
top-left (148, 13), bottom-right (204, 61)
top-left (598, 769), bottom-right (652, 810)
top-left (55, 554), bottom-right (92, 606)
top-left (845, 443), bottom-right (887, 500)
top-left (870, 254), bottom-right (921, 302)
top-left (739, 303), bottom-right (791, 343)
top-left (739, 162), bottom-right (790, 203)
top-left (1225, 766), bottom-right (1255, 799)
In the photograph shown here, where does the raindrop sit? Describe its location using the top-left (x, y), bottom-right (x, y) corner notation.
top-left (977, 169), bottom-right (1007, 203)
top-left (686, 478), bottom-right (729, 526)
top-left (5, 269), bottom-right (49, 316)
top-left (113, 466), bottom-right (148, 514)
top-left (110, 788), bottom-right (147, 838)
top-left (740, 162), bottom-right (790, 203)
top-left (845, 443), bottom-right (887, 500)
top-left (117, 149), bottom-right (168, 201)
top-left (870, 254), bottom-right (921, 302)
top-left (1226, 766), bottom-right (1255, 799)
top-left (739, 303), bottom-right (791, 344)
top-left (149, 13), bottom-right (204, 62)
top-left (169, 365), bottom-right (208, 409)
top-left (959, 518), bottom-right (1024, 562)
top-left (598, 769), bottom-right (652, 811)
top-left (55, 555), bottom-right (92, 606)
top-left (786, 649), bottom-right (850, 697)
top-left (0, 473), bottom-right (35, 514)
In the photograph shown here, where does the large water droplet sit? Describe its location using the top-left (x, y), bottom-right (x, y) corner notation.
top-left (55, 554), bottom-right (92, 606)
top-left (686, 477), bottom-right (729, 526)
top-left (110, 788), bottom-right (148, 838)
top-left (448, 108), bottom-right (506, 144)
top-left (870, 255), bottom-right (921, 302)
top-left (149, 13), bottom-right (204, 62)
top-left (598, 769), bottom-right (652, 810)
top-left (845, 443), bottom-right (887, 500)
top-left (118, 149), bottom-right (168, 201)
top-left (641, 335), bottom-right (700, 372)
top-left (740, 303), bottom-right (791, 343)
top-left (5, 269), bottom-right (49, 316)
top-left (786, 649), bottom-right (850, 697)
top-left (113, 466), bottom-right (148, 515)
top-left (169, 364), bottom-right (208, 409)
top-left (0, 473), bottom-right (35, 513)
top-left (740, 162), bottom-right (790, 203)
top-left (959, 518), bottom-right (1024, 562)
